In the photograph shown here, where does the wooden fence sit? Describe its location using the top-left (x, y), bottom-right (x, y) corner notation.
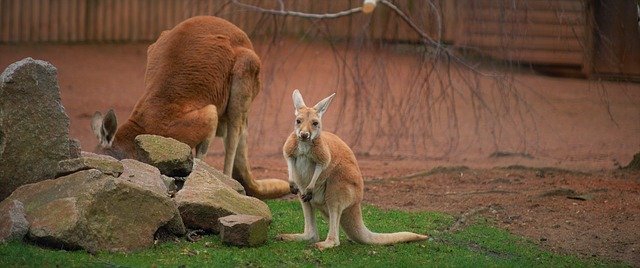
top-left (1, 0), bottom-right (638, 77)
top-left (0, 0), bottom-right (441, 43)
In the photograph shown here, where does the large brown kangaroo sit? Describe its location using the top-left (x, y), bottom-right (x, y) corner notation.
top-left (90, 16), bottom-right (289, 199)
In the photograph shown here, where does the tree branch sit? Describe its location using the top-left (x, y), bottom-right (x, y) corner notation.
top-left (231, 0), bottom-right (362, 19)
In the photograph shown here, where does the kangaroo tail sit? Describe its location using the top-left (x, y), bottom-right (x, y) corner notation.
top-left (250, 179), bottom-right (290, 199)
top-left (341, 205), bottom-right (428, 245)
top-left (232, 161), bottom-right (290, 199)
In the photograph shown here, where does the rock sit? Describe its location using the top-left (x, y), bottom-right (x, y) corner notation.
top-left (68, 138), bottom-right (82, 158)
top-left (219, 214), bottom-right (269, 247)
top-left (193, 159), bottom-right (245, 195)
top-left (0, 169), bottom-right (185, 252)
top-left (134, 134), bottom-right (193, 177)
top-left (624, 152), bottom-right (640, 170)
top-left (161, 175), bottom-right (178, 195)
top-left (540, 188), bottom-right (577, 198)
top-left (0, 58), bottom-right (71, 200)
top-left (56, 154), bottom-right (123, 178)
top-left (567, 194), bottom-right (594, 201)
top-left (0, 200), bottom-right (29, 243)
top-left (119, 159), bottom-right (169, 197)
top-left (174, 166), bottom-right (271, 233)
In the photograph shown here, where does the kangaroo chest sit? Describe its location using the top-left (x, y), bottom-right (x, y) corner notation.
top-left (292, 143), bottom-right (317, 187)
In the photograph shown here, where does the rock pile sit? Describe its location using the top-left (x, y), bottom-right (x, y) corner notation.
top-left (0, 58), bottom-right (274, 252)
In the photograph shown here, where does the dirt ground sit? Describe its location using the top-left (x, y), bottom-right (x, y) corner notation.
top-left (1, 42), bottom-right (639, 265)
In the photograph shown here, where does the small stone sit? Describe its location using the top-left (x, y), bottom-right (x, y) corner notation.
top-left (56, 154), bottom-right (123, 178)
top-left (119, 159), bottom-right (168, 197)
top-left (134, 134), bottom-right (193, 177)
top-left (193, 159), bottom-right (245, 195)
top-left (0, 200), bottom-right (29, 243)
top-left (219, 214), bottom-right (269, 247)
top-left (567, 194), bottom-right (594, 201)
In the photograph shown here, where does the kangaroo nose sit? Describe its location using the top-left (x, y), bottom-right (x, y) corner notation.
top-left (300, 132), bottom-right (310, 139)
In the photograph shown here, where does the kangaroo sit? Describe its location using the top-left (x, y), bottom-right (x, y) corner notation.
top-left (90, 16), bottom-right (289, 199)
top-left (277, 89), bottom-right (428, 250)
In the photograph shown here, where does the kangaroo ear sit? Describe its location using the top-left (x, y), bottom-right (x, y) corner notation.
top-left (313, 92), bottom-right (336, 118)
top-left (292, 89), bottom-right (307, 110)
top-left (91, 111), bottom-right (104, 140)
top-left (91, 109), bottom-right (118, 147)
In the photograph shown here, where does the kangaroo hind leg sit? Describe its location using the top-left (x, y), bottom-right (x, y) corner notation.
top-left (276, 200), bottom-right (319, 242)
top-left (163, 104), bottom-right (218, 159)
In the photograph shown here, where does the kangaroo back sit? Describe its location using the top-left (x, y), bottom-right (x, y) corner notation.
top-left (91, 16), bottom-right (290, 199)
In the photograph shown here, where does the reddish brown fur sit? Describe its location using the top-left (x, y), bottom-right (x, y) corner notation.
top-left (91, 16), bottom-right (289, 199)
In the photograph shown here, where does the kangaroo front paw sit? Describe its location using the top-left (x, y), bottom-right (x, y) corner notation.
top-left (301, 191), bottom-right (313, 202)
top-left (289, 183), bottom-right (299, 194)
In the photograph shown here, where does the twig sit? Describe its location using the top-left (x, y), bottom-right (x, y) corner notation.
top-left (231, 0), bottom-right (362, 19)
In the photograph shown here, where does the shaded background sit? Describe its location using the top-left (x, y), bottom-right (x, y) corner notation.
top-left (0, 0), bottom-right (639, 170)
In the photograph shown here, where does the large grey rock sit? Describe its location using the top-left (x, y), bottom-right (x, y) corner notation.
top-left (0, 169), bottom-right (185, 252)
top-left (0, 200), bottom-right (29, 243)
top-left (0, 58), bottom-right (71, 200)
top-left (174, 166), bottom-right (271, 233)
top-left (57, 154), bottom-right (123, 178)
top-left (193, 159), bottom-right (245, 195)
top-left (135, 134), bottom-right (193, 177)
top-left (120, 159), bottom-right (169, 197)
top-left (219, 214), bottom-right (269, 247)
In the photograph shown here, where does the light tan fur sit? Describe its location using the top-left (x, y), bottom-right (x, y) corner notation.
top-left (90, 16), bottom-right (289, 199)
top-left (277, 89), bottom-right (428, 250)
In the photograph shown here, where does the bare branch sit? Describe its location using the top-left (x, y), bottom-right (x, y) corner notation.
top-left (231, 0), bottom-right (362, 19)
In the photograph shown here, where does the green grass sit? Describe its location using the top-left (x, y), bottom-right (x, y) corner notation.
top-left (0, 200), bottom-right (623, 267)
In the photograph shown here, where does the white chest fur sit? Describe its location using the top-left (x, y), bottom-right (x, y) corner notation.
top-left (292, 142), bottom-right (316, 188)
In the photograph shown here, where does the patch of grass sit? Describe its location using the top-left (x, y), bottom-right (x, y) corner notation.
top-left (0, 200), bottom-right (623, 267)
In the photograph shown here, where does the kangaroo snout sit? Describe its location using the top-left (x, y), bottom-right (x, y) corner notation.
top-left (299, 131), bottom-right (310, 140)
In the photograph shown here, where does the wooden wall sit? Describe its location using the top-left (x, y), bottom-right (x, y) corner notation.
top-left (1, 0), bottom-right (638, 78)
top-left (0, 0), bottom-right (442, 43)
top-left (450, 0), bottom-right (588, 66)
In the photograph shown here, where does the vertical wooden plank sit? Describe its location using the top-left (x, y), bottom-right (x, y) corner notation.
top-left (79, 0), bottom-right (85, 41)
top-left (85, 0), bottom-right (92, 41)
top-left (122, 0), bottom-right (129, 41)
top-left (61, 0), bottom-right (70, 42)
top-left (46, 0), bottom-right (54, 42)
top-left (114, 0), bottom-right (121, 41)
top-left (141, 0), bottom-right (147, 41)
top-left (157, 0), bottom-right (165, 34)
top-left (10, 0), bottom-right (20, 42)
top-left (20, 0), bottom-right (30, 42)
top-left (150, 0), bottom-right (158, 40)
top-left (97, 0), bottom-right (104, 41)
top-left (69, 0), bottom-right (77, 41)
top-left (105, 0), bottom-right (113, 41)
top-left (51, 0), bottom-right (60, 42)
top-left (130, 0), bottom-right (138, 41)
top-left (39, 0), bottom-right (49, 42)
top-left (1, 0), bottom-right (11, 42)
top-left (172, 0), bottom-right (181, 27)
top-left (144, 0), bottom-right (151, 41)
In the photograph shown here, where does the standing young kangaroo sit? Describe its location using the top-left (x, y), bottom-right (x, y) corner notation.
top-left (278, 90), bottom-right (428, 250)
top-left (90, 16), bottom-right (289, 199)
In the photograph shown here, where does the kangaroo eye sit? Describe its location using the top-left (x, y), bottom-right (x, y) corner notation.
top-left (296, 119), bottom-right (301, 124)
top-left (312, 121), bottom-right (319, 127)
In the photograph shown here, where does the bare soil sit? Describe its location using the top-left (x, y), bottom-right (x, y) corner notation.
top-left (1, 42), bottom-right (639, 266)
